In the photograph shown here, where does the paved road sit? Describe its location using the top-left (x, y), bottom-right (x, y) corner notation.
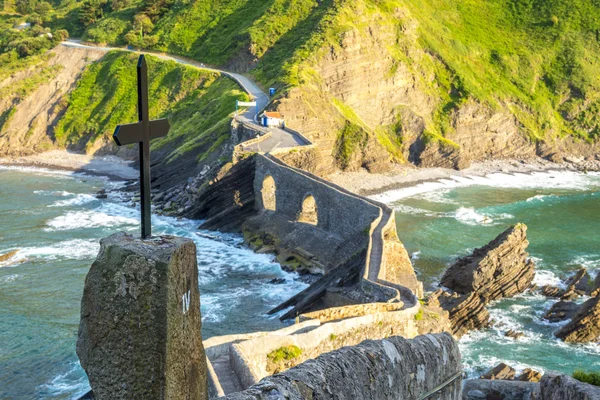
top-left (61, 40), bottom-right (307, 151)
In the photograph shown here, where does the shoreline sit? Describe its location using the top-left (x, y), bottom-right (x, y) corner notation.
top-left (328, 157), bottom-right (589, 197)
top-left (0, 150), bottom-right (138, 181)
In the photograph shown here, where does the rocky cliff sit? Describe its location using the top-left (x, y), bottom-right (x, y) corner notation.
top-left (441, 223), bottom-right (535, 301)
top-left (555, 294), bottom-right (600, 343)
top-left (0, 46), bottom-right (104, 156)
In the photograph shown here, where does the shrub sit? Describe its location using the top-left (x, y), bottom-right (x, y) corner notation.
top-left (267, 345), bottom-right (302, 363)
top-left (573, 370), bottom-right (600, 386)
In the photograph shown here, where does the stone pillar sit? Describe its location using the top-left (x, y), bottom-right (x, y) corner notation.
top-left (76, 232), bottom-right (207, 400)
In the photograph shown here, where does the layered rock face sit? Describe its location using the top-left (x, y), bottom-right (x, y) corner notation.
top-left (555, 294), bottom-right (600, 343)
top-left (428, 290), bottom-right (489, 337)
top-left (430, 224), bottom-right (534, 337)
top-left (441, 223), bottom-right (535, 301)
top-left (77, 233), bottom-right (207, 399)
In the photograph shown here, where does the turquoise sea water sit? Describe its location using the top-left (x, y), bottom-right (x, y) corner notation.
top-left (0, 167), bottom-right (306, 399)
top-left (375, 170), bottom-right (600, 377)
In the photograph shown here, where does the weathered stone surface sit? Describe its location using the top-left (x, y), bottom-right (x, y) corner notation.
top-left (223, 333), bottom-right (462, 400)
top-left (505, 330), bottom-right (525, 340)
top-left (592, 271), bottom-right (600, 297)
top-left (518, 369), bottom-right (543, 383)
top-left (555, 294), bottom-right (600, 343)
top-left (428, 290), bottom-right (490, 337)
top-left (541, 373), bottom-right (600, 399)
top-left (543, 301), bottom-right (579, 323)
top-left (441, 223), bottom-right (535, 302)
top-left (463, 379), bottom-right (540, 400)
top-left (76, 233), bottom-right (207, 400)
top-left (481, 363), bottom-right (517, 380)
top-left (564, 268), bottom-right (593, 296)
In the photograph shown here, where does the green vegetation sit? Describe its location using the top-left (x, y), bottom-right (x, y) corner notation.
top-left (414, 308), bottom-right (423, 321)
top-left (573, 370), bottom-right (600, 386)
top-left (53, 51), bottom-right (248, 161)
top-left (329, 333), bottom-right (337, 341)
top-left (267, 345), bottom-right (303, 363)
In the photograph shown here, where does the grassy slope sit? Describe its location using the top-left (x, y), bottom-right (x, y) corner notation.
top-left (54, 51), bottom-right (249, 163)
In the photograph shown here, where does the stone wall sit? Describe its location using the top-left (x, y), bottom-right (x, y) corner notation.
top-left (223, 333), bottom-right (462, 400)
top-left (229, 302), bottom-right (421, 389)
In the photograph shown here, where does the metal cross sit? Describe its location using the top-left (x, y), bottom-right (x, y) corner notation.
top-left (112, 54), bottom-right (170, 239)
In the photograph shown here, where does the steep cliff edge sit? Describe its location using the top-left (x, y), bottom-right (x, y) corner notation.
top-left (0, 46), bottom-right (104, 156)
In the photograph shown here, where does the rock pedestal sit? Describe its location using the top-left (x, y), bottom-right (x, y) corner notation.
top-left (76, 232), bottom-right (207, 400)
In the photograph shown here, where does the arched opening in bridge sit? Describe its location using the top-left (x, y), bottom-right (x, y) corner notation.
top-left (298, 194), bottom-right (318, 225)
top-left (261, 175), bottom-right (276, 211)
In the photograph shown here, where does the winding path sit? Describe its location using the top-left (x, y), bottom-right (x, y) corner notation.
top-left (60, 40), bottom-right (306, 151)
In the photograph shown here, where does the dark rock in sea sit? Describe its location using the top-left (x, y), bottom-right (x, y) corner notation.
top-left (543, 301), bottom-right (579, 323)
top-left (269, 278), bottom-right (286, 285)
top-left (564, 268), bottom-right (592, 296)
top-left (0, 249), bottom-right (18, 263)
top-left (441, 223), bottom-right (535, 302)
top-left (540, 285), bottom-right (563, 298)
top-left (555, 294), bottom-right (600, 343)
top-left (517, 368), bottom-right (543, 383)
top-left (428, 289), bottom-right (490, 337)
top-left (480, 363), bottom-right (516, 380)
top-left (592, 270), bottom-right (600, 297)
top-left (504, 330), bottom-right (524, 340)
top-left (95, 189), bottom-right (107, 199)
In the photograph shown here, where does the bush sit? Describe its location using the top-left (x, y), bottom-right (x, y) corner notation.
top-left (573, 370), bottom-right (600, 386)
top-left (267, 345), bottom-right (302, 363)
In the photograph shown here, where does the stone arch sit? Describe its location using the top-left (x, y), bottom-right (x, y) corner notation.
top-left (261, 175), bottom-right (276, 211)
top-left (298, 194), bottom-right (318, 225)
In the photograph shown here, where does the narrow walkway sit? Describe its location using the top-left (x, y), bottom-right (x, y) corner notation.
top-left (60, 40), bottom-right (304, 152)
top-left (211, 355), bottom-right (242, 395)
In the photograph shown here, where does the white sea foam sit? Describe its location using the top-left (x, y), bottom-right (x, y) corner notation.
top-left (0, 239), bottom-right (100, 266)
top-left (0, 274), bottom-right (20, 283)
top-left (453, 207), bottom-right (514, 226)
top-left (372, 170), bottom-right (600, 204)
top-left (411, 251), bottom-right (421, 261)
top-left (532, 269), bottom-right (565, 288)
top-left (526, 194), bottom-right (557, 202)
top-left (37, 362), bottom-right (89, 398)
top-left (44, 210), bottom-right (138, 231)
top-left (34, 190), bottom-right (74, 197)
top-left (0, 165), bottom-right (74, 177)
top-left (50, 193), bottom-right (97, 207)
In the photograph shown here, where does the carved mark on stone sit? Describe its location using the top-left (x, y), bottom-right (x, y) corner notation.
top-left (182, 290), bottom-right (191, 315)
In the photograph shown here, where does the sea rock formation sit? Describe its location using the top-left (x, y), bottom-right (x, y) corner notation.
top-left (555, 294), bottom-right (600, 343)
top-left (441, 223), bottom-right (535, 302)
top-left (518, 369), bottom-right (543, 383)
top-left (480, 363), bottom-right (516, 380)
top-left (543, 301), bottom-right (579, 323)
top-left (428, 290), bottom-right (490, 337)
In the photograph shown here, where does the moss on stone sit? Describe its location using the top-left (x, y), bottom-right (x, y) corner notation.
top-left (267, 345), bottom-right (302, 364)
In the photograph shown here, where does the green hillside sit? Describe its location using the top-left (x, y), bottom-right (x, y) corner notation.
top-left (54, 51), bottom-right (248, 161)
top-left (3, 0), bottom-right (600, 167)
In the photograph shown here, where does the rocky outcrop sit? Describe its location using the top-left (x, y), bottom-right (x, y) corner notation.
top-left (541, 373), bottom-right (600, 399)
top-left (222, 333), bottom-right (462, 400)
top-left (441, 223), bottom-right (535, 302)
top-left (543, 301), bottom-right (579, 323)
top-left (481, 363), bottom-right (516, 380)
top-left (76, 233), bottom-right (207, 399)
top-left (555, 294), bottom-right (600, 343)
top-left (518, 369), bottom-right (543, 383)
top-left (428, 290), bottom-right (490, 337)
top-left (463, 379), bottom-right (540, 400)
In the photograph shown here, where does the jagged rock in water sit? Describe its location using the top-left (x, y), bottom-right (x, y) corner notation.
top-left (540, 285), bottom-right (563, 298)
top-left (428, 289), bottom-right (490, 337)
top-left (441, 223), bottom-right (535, 302)
top-left (555, 294), bottom-right (600, 343)
top-left (0, 249), bottom-right (18, 263)
top-left (517, 368), bottom-right (543, 383)
top-left (504, 330), bottom-right (524, 340)
top-left (592, 271), bottom-right (600, 297)
top-left (480, 363), bottom-right (516, 380)
top-left (564, 268), bottom-right (593, 296)
top-left (543, 301), bottom-right (579, 323)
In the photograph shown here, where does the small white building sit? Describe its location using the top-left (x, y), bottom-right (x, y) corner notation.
top-left (260, 112), bottom-right (284, 128)
top-left (15, 22), bottom-right (31, 30)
